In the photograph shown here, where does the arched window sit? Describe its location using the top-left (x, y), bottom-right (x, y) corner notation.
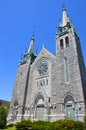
top-left (60, 39), bottom-right (64, 50)
top-left (65, 37), bottom-right (69, 47)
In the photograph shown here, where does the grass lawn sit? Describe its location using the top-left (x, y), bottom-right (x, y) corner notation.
top-left (0, 126), bottom-right (16, 130)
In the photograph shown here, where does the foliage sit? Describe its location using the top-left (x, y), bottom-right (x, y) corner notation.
top-left (73, 121), bottom-right (84, 130)
top-left (52, 119), bottom-right (84, 130)
top-left (32, 120), bottom-right (53, 130)
top-left (15, 120), bottom-right (32, 130)
top-left (0, 106), bottom-right (7, 129)
top-left (15, 119), bottom-right (84, 130)
top-left (52, 119), bottom-right (74, 130)
top-left (0, 100), bottom-right (10, 117)
top-left (2, 102), bottom-right (10, 117)
top-left (15, 120), bottom-right (53, 130)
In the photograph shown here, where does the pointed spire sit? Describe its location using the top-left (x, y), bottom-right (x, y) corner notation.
top-left (61, 5), bottom-right (69, 27)
top-left (56, 6), bottom-right (72, 36)
top-left (31, 32), bottom-right (34, 40)
top-left (28, 33), bottom-right (34, 54)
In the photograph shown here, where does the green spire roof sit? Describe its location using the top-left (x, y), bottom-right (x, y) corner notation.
top-left (56, 6), bottom-right (72, 37)
top-left (27, 34), bottom-right (34, 54)
top-left (19, 34), bottom-right (37, 65)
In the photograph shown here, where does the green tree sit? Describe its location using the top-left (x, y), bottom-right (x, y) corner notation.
top-left (0, 106), bottom-right (7, 129)
top-left (1, 101), bottom-right (10, 116)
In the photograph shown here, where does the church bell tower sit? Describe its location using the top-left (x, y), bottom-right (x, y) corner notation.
top-left (55, 6), bottom-right (86, 120)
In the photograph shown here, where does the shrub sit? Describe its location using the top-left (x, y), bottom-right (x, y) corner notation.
top-left (74, 121), bottom-right (84, 130)
top-left (61, 119), bottom-right (74, 130)
top-left (0, 106), bottom-right (7, 129)
top-left (15, 119), bottom-right (84, 130)
top-left (15, 120), bottom-right (32, 130)
top-left (53, 119), bottom-right (84, 130)
top-left (32, 120), bottom-right (53, 130)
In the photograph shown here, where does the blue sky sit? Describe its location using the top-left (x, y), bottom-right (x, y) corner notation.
top-left (0, 0), bottom-right (86, 101)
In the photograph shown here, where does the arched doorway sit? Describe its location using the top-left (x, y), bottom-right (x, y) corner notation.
top-left (34, 94), bottom-right (46, 120)
top-left (64, 95), bottom-right (75, 119)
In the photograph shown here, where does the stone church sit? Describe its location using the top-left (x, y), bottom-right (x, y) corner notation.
top-left (7, 7), bottom-right (86, 124)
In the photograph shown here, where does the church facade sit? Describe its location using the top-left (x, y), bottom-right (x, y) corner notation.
top-left (7, 7), bottom-right (86, 124)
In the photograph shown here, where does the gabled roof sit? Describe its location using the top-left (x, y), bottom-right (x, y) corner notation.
top-left (31, 47), bottom-right (55, 67)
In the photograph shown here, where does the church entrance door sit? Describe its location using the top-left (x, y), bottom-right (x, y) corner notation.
top-left (34, 94), bottom-right (45, 120)
top-left (36, 106), bottom-right (44, 120)
top-left (66, 104), bottom-right (75, 119)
